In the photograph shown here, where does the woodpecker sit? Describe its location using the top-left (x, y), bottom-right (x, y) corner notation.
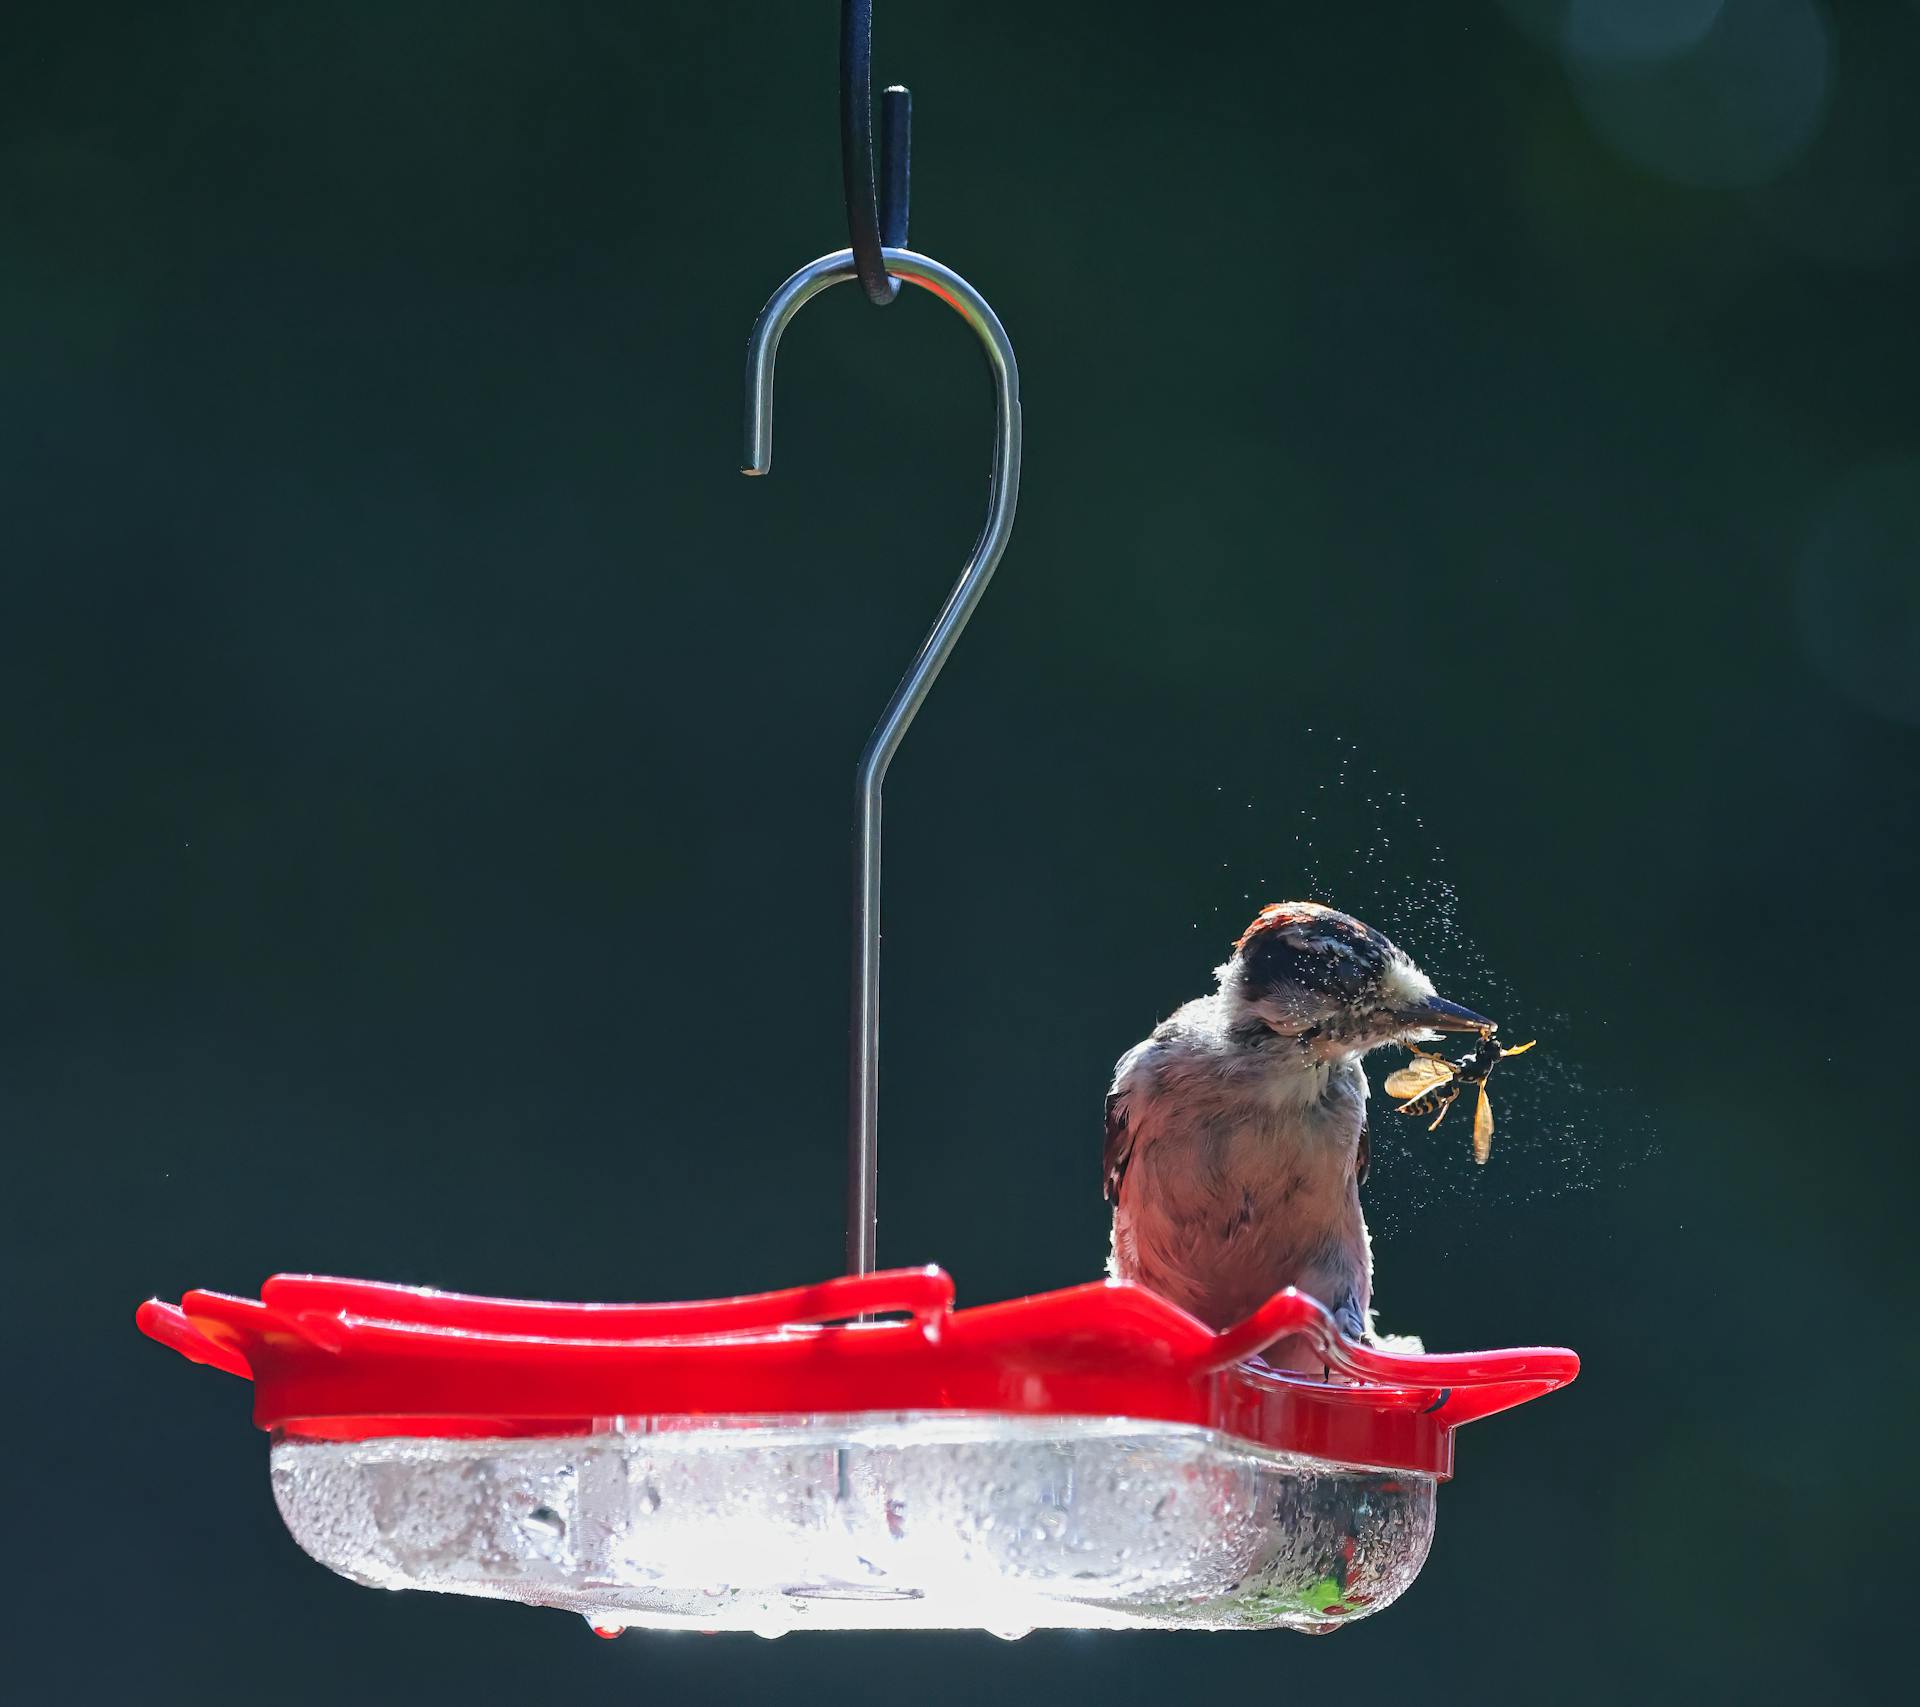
top-left (1105, 901), bottom-right (1491, 1371)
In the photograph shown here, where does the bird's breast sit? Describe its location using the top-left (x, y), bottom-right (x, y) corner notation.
top-left (1110, 1069), bottom-right (1369, 1331)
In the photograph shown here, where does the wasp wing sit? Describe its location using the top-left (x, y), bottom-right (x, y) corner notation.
top-left (1384, 1056), bottom-right (1454, 1100)
top-left (1472, 1082), bottom-right (1494, 1163)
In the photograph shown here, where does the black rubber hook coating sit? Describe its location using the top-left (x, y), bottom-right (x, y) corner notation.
top-left (841, 0), bottom-right (911, 305)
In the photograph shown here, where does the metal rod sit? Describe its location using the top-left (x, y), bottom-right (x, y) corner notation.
top-left (742, 247), bottom-right (1023, 1276)
top-left (840, 2), bottom-right (908, 305)
top-left (879, 86), bottom-right (911, 249)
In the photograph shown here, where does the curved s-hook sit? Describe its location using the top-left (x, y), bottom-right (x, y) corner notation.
top-left (742, 247), bottom-right (1023, 1277)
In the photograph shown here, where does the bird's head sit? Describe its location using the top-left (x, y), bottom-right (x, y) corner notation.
top-left (1217, 901), bottom-right (1489, 1056)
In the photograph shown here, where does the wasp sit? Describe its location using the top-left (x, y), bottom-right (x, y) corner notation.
top-left (1382, 1030), bottom-right (1536, 1165)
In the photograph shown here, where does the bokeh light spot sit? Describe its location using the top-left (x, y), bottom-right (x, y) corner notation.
top-left (1567, 0), bottom-right (1831, 190)
top-left (1563, 0), bottom-right (1726, 65)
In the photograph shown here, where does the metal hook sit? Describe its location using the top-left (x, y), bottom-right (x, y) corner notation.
top-left (841, 0), bottom-right (911, 305)
top-left (742, 247), bottom-right (1022, 1277)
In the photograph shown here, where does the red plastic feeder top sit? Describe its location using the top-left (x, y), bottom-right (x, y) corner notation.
top-left (139, 1266), bottom-right (1575, 1479)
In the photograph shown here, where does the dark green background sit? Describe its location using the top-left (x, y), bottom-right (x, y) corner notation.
top-left (8, 2), bottom-right (1917, 1700)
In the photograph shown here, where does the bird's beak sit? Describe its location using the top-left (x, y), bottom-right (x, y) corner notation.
top-left (1392, 994), bottom-right (1493, 1034)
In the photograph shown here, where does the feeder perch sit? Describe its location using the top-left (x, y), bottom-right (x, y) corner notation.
top-left (135, 62), bottom-right (1578, 1635)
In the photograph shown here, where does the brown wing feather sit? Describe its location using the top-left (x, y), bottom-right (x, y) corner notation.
top-left (1103, 1092), bottom-right (1133, 1203)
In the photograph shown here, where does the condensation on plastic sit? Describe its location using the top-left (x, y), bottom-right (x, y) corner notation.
top-left (271, 1414), bottom-right (1436, 1635)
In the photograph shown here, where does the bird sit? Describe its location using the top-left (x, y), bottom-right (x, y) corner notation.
top-left (1104, 900), bottom-right (1491, 1372)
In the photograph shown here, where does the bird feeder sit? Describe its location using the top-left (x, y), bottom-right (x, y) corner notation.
top-left (140, 1269), bottom-right (1573, 1635)
top-left (135, 7), bottom-right (1576, 1638)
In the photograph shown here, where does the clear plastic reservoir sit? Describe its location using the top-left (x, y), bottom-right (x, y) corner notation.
top-left (271, 1413), bottom-right (1437, 1634)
